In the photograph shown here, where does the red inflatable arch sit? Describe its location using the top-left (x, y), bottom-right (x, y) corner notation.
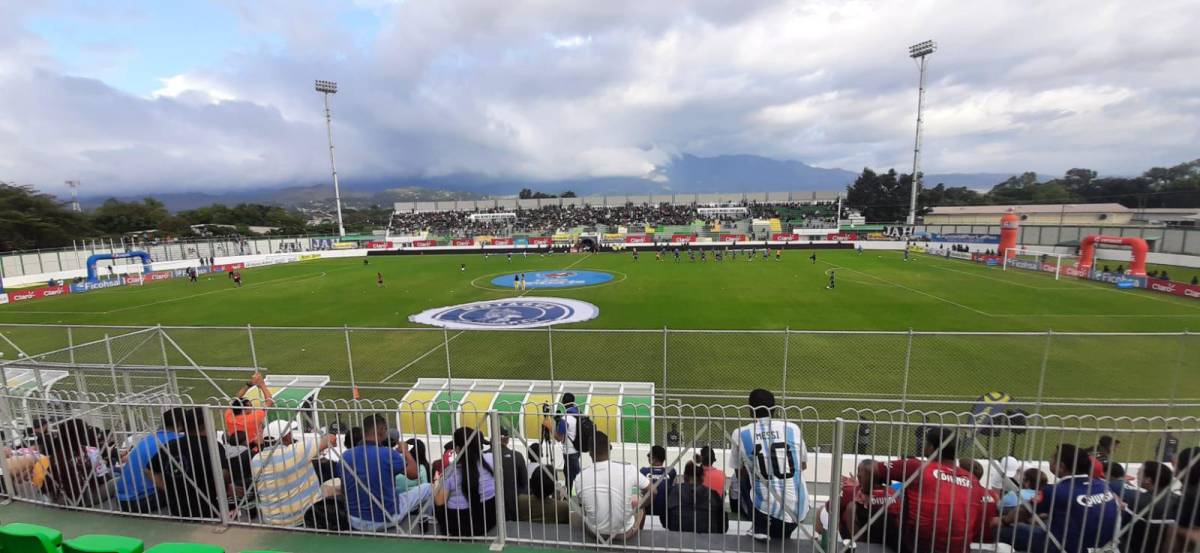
top-left (1076, 235), bottom-right (1148, 277)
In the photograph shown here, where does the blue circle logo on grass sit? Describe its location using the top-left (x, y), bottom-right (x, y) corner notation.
top-left (410, 298), bottom-right (599, 329)
top-left (490, 270), bottom-right (613, 289)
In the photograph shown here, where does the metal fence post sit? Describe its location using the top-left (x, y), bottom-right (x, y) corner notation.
top-left (781, 327), bottom-right (790, 406)
top-left (900, 328), bottom-right (913, 414)
top-left (547, 325), bottom-right (555, 387)
top-left (1035, 330), bottom-right (1052, 415)
top-left (159, 325), bottom-right (178, 397)
top-left (1168, 330), bottom-right (1188, 418)
top-left (247, 324), bottom-right (259, 371)
top-left (827, 418), bottom-right (847, 553)
top-left (105, 333), bottom-right (119, 394)
top-left (344, 325), bottom-right (357, 399)
top-left (443, 327), bottom-right (453, 393)
top-left (68, 326), bottom-right (88, 395)
top-left (488, 410), bottom-right (507, 551)
top-left (661, 326), bottom-right (668, 405)
top-left (201, 406), bottom-right (232, 528)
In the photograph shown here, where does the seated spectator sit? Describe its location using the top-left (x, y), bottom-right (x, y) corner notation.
top-left (959, 458), bottom-right (985, 481)
top-left (1090, 435), bottom-right (1119, 463)
top-left (1117, 461), bottom-right (1179, 553)
top-left (432, 441), bottom-right (454, 479)
top-left (1161, 270), bottom-right (1170, 281)
top-left (696, 446), bottom-right (725, 497)
top-left (340, 414), bottom-right (431, 531)
top-left (988, 455), bottom-right (1023, 492)
top-left (516, 441), bottom-right (571, 524)
top-left (395, 438), bottom-right (431, 493)
top-left (828, 460), bottom-right (900, 547)
top-left (116, 407), bottom-right (183, 513)
top-left (434, 427), bottom-right (497, 536)
top-left (998, 443), bottom-right (1119, 553)
top-left (729, 389), bottom-right (810, 541)
top-left (251, 420), bottom-right (339, 527)
top-left (41, 418), bottom-right (116, 508)
top-left (575, 431), bottom-right (652, 540)
top-left (148, 407), bottom-right (230, 519)
top-left (640, 445), bottom-right (677, 522)
top-left (224, 372), bottom-right (274, 447)
top-left (662, 461), bottom-right (726, 533)
top-left (1174, 447), bottom-right (1200, 549)
top-left (483, 426), bottom-right (527, 521)
top-left (884, 427), bottom-right (992, 553)
top-left (1191, 276), bottom-right (1199, 286)
top-left (525, 442), bottom-right (555, 498)
top-left (223, 431), bottom-right (254, 493)
top-left (1001, 468), bottom-right (1048, 513)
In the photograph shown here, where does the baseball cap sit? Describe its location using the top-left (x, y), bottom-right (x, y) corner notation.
top-left (499, 426), bottom-right (511, 437)
top-left (988, 456), bottom-right (1023, 490)
top-left (262, 420), bottom-right (298, 441)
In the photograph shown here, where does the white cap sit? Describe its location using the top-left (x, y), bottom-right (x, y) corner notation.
top-left (988, 456), bottom-right (1023, 489)
top-left (263, 420), bottom-right (298, 441)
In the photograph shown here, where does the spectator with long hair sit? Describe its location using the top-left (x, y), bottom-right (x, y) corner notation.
top-left (434, 427), bottom-right (497, 536)
top-left (663, 461), bottom-right (727, 533)
top-left (41, 418), bottom-right (116, 508)
top-left (396, 438), bottom-right (431, 492)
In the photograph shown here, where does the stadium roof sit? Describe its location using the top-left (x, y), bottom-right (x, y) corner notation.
top-left (927, 203), bottom-right (1130, 215)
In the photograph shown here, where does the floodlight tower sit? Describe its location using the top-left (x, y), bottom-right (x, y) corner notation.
top-left (906, 40), bottom-right (936, 226)
top-left (65, 180), bottom-right (81, 212)
top-left (315, 79), bottom-right (346, 238)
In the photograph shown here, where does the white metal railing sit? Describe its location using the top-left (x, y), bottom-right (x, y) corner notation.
top-left (2, 391), bottom-right (1198, 553)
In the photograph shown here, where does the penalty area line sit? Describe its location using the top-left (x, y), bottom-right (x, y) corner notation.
top-left (820, 260), bottom-right (994, 317)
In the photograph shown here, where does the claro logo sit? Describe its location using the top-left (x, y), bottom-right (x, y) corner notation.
top-left (1152, 283), bottom-right (1175, 293)
top-left (1187, 288), bottom-right (1200, 298)
top-left (42, 288), bottom-right (64, 296)
top-left (13, 291), bottom-right (36, 300)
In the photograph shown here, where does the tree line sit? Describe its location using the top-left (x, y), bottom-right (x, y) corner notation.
top-left (0, 183), bottom-right (387, 252)
top-left (845, 159), bottom-right (1200, 222)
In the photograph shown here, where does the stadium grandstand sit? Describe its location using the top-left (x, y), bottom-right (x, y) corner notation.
top-left (386, 192), bottom-right (844, 240)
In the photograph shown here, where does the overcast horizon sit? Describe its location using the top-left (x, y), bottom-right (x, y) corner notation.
top-left (3, 0), bottom-right (1198, 196)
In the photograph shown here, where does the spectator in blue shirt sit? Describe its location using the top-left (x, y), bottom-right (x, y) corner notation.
top-left (999, 443), bottom-right (1119, 553)
top-left (116, 407), bottom-right (183, 513)
top-left (640, 445), bottom-right (677, 522)
top-left (341, 414), bottom-right (432, 531)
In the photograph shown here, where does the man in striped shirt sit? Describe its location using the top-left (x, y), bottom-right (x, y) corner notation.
top-left (251, 420), bottom-right (338, 526)
top-left (729, 388), bottom-right (810, 542)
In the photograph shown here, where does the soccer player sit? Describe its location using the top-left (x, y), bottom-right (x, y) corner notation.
top-left (827, 270), bottom-right (836, 290)
top-left (520, 273), bottom-right (527, 291)
top-left (904, 248), bottom-right (910, 262)
top-left (775, 248), bottom-right (782, 262)
top-left (363, 258), bottom-right (369, 266)
top-left (729, 389), bottom-right (809, 541)
top-left (655, 249), bottom-right (662, 262)
top-left (700, 250), bottom-right (706, 262)
top-left (688, 250), bottom-right (696, 262)
top-left (506, 253), bottom-right (512, 263)
top-left (857, 244), bottom-right (864, 255)
top-left (809, 252), bottom-right (817, 264)
top-left (460, 263), bottom-right (466, 272)
top-left (376, 272), bottom-right (384, 288)
top-left (633, 249), bottom-right (639, 262)
top-left (673, 248), bottom-right (680, 262)
top-left (513, 274), bottom-right (520, 291)
top-left (233, 271), bottom-right (242, 287)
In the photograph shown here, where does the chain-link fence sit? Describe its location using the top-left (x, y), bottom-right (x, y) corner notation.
top-left (1, 324), bottom-right (1197, 420)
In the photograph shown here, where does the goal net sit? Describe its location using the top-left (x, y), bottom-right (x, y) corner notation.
top-left (1002, 248), bottom-right (1083, 280)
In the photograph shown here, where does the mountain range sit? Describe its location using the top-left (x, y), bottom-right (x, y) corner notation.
top-left (80, 154), bottom-right (1014, 211)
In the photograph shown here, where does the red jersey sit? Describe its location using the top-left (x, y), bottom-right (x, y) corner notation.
top-left (885, 459), bottom-right (992, 553)
top-left (831, 483), bottom-right (902, 539)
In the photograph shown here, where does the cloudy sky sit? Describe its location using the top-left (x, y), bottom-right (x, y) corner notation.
top-left (2, 0), bottom-right (1198, 196)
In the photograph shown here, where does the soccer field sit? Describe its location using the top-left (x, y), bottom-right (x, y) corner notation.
top-left (1, 250), bottom-right (1198, 412)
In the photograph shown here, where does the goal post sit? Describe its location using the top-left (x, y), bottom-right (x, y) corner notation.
top-left (1002, 247), bottom-right (1079, 280)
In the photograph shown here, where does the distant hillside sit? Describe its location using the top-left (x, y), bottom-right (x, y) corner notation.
top-left (78, 153), bottom-right (1013, 210)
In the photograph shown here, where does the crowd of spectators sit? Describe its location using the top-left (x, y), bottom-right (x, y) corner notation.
top-left (4, 383), bottom-right (1199, 552)
top-left (388, 200), bottom-right (848, 236)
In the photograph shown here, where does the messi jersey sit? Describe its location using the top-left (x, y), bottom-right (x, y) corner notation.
top-left (729, 418), bottom-right (809, 523)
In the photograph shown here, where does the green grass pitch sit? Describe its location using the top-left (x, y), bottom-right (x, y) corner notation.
top-left (1, 249), bottom-right (1198, 414)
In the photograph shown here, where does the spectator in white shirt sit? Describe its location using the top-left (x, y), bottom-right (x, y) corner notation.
top-left (574, 431), bottom-right (652, 541)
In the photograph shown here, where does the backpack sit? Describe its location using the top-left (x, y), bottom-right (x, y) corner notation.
top-left (570, 414), bottom-right (597, 453)
top-left (303, 496), bottom-right (351, 531)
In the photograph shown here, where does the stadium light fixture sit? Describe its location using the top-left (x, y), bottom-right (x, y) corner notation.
top-left (906, 40), bottom-right (937, 226)
top-left (314, 79), bottom-right (345, 237)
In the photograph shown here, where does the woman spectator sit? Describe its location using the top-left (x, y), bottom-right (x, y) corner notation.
top-left (434, 427), bottom-right (497, 536)
top-left (40, 419), bottom-right (116, 507)
top-left (663, 461), bottom-right (727, 533)
top-left (695, 446), bottom-right (725, 497)
top-left (396, 438), bottom-right (431, 492)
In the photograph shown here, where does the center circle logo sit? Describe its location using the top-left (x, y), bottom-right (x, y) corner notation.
top-left (489, 270), bottom-right (614, 289)
top-left (409, 298), bottom-right (600, 329)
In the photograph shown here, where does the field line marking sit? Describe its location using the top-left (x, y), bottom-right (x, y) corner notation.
top-left (380, 331), bottom-right (465, 382)
top-left (103, 266), bottom-right (343, 314)
top-left (928, 263), bottom-right (1070, 290)
top-left (518, 253), bottom-right (594, 297)
top-left (821, 260), bottom-right (994, 317)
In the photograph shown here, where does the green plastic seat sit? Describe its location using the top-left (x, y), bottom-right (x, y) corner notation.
top-left (64, 535), bottom-right (145, 553)
top-left (0, 523), bottom-right (63, 553)
top-left (145, 545), bottom-right (224, 553)
top-left (240, 551), bottom-right (291, 553)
